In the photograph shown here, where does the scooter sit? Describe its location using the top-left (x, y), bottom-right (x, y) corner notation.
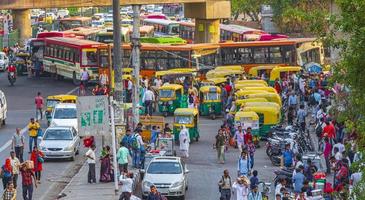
top-left (8, 71), bottom-right (16, 86)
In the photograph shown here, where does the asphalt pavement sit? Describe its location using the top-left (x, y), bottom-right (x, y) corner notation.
top-left (0, 72), bottom-right (87, 200)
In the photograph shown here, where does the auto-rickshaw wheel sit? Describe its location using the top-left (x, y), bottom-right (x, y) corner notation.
top-left (210, 113), bottom-right (216, 120)
top-left (195, 135), bottom-right (199, 142)
top-left (163, 112), bottom-right (168, 117)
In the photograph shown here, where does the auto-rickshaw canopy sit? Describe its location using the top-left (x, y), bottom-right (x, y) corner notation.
top-left (236, 90), bottom-right (269, 98)
top-left (159, 84), bottom-right (184, 91)
top-left (239, 86), bottom-right (277, 93)
top-left (47, 94), bottom-right (77, 103)
top-left (242, 106), bottom-right (280, 124)
top-left (206, 69), bottom-right (243, 79)
top-left (248, 65), bottom-right (277, 77)
top-left (234, 111), bottom-right (259, 121)
top-left (199, 86), bottom-right (221, 93)
top-left (205, 78), bottom-right (227, 86)
top-left (215, 65), bottom-right (243, 71)
top-left (235, 80), bottom-right (268, 86)
top-left (241, 102), bottom-right (281, 110)
top-left (174, 108), bottom-right (199, 116)
top-left (155, 68), bottom-right (196, 77)
top-left (245, 93), bottom-right (282, 106)
top-left (269, 66), bottom-right (302, 81)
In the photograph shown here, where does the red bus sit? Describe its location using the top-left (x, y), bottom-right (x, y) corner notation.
top-left (59, 17), bottom-right (92, 31)
top-left (63, 27), bottom-right (103, 41)
top-left (179, 22), bottom-right (195, 44)
top-left (43, 37), bottom-right (105, 84)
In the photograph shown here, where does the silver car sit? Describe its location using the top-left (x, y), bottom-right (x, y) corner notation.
top-left (142, 157), bottom-right (189, 200)
top-left (39, 126), bottom-right (80, 161)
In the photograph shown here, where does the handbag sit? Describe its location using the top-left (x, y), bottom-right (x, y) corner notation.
top-left (37, 155), bottom-right (44, 163)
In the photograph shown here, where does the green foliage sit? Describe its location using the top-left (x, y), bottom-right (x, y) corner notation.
top-left (231, 0), bottom-right (267, 21)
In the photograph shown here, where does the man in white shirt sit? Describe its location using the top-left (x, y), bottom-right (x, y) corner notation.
top-left (85, 144), bottom-right (96, 183)
top-left (332, 141), bottom-right (345, 155)
top-left (143, 87), bottom-right (155, 117)
top-left (10, 151), bottom-right (20, 188)
top-left (127, 77), bottom-right (133, 103)
top-left (334, 147), bottom-right (343, 161)
top-left (154, 77), bottom-right (162, 89)
top-left (119, 172), bottom-right (134, 199)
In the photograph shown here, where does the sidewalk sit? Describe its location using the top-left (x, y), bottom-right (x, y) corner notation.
top-left (60, 161), bottom-right (140, 200)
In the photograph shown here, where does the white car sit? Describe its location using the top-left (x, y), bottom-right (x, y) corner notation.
top-left (57, 9), bottom-right (69, 19)
top-left (0, 52), bottom-right (9, 71)
top-left (142, 157), bottom-right (189, 200)
top-left (0, 90), bottom-right (7, 126)
top-left (50, 103), bottom-right (77, 131)
top-left (39, 126), bottom-right (80, 161)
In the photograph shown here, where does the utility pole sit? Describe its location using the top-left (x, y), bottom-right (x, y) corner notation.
top-left (113, 0), bottom-right (123, 102)
top-left (131, 5), bottom-right (141, 128)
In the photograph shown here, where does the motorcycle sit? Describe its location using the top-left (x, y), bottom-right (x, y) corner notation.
top-left (8, 71), bottom-right (16, 86)
top-left (273, 168), bottom-right (294, 189)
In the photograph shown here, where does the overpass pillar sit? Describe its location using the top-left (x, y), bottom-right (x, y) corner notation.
top-left (13, 9), bottom-right (32, 44)
top-left (184, 1), bottom-right (231, 43)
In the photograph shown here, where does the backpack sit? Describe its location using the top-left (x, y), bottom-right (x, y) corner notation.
top-left (130, 135), bottom-right (139, 150)
top-left (188, 95), bottom-right (194, 104)
top-left (218, 175), bottom-right (231, 193)
top-left (315, 123), bottom-right (323, 137)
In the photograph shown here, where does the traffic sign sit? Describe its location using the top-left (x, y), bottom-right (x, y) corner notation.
top-left (77, 96), bottom-right (110, 136)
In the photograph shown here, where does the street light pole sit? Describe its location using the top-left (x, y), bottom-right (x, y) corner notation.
top-left (113, 0), bottom-right (123, 102)
top-left (131, 5), bottom-right (141, 128)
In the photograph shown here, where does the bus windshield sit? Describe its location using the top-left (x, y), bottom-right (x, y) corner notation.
top-left (82, 50), bottom-right (98, 66)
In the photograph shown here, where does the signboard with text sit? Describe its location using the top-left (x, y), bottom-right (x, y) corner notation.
top-left (77, 96), bottom-right (110, 136)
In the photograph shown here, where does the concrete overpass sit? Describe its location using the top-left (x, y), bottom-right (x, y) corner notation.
top-left (1, 0), bottom-right (231, 43)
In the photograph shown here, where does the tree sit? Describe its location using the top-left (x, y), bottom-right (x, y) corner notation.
top-left (231, 0), bottom-right (267, 21)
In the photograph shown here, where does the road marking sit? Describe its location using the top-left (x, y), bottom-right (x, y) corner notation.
top-left (0, 86), bottom-right (78, 153)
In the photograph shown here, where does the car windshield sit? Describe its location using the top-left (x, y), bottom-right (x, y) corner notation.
top-left (159, 90), bottom-right (174, 98)
top-left (54, 108), bottom-right (76, 119)
top-left (174, 116), bottom-right (192, 124)
top-left (44, 129), bottom-right (73, 140)
top-left (147, 162), bottom-right (182, 174)
top-left (46, 100), bottom-right (59, 108)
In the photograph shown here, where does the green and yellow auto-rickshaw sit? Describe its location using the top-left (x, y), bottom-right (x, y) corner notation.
top-left (235, 80), bottom-right (268, 87)
top-left (173, 108), bottom-right (199, 142)
top-left (46, 95), bottom-right (77, 126)
top-left (241, 106), bottom-right (280, 138)
top-left (234, 111), bottom-right (260, 146)
top-left (269, 66), bottom-right (302, 86)
top-left (248, 65), bottom-right (277, 77)
top-left (245, 92), bottom-right (282, 107)
top-left (240, 102), bottom-right (281, 111)
top-left (235, 90), bottom-right (270, 100)
top-left (199, 86), bottom-right (222, 119)
top-left (202, 78), bottom-right (227, 87)
top-left (158, 84), bottom-right (187, 117)
top-left (235, 83), bottom-right (268, 90)
top-left (240, 86), bottom-right (278, 94)
top-left (14, 51), bottom-right (31, 76)
top-left (236, 98), bottom-right (268, 112)
top-left (206, 69), bottom-right (243, 79)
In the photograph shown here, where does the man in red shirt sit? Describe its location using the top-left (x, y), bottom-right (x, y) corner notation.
top-left (34, 92), bottom-right (44, 120)
top-left (224, 82), bottom-right (232, 94)
top-left (322, 120), bottom-right (336, 143)
top-left (244, 127), bottom-right (253, 145)
top-left (20, 164), bottom-right (37, 200)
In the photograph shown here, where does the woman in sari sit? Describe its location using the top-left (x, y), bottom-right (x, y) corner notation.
top-left (100, 146), bottom-right (113, 182)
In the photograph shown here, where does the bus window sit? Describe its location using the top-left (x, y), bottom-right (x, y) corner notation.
top-left (238, 47), bottom-right (253, 64)
top-left (83, 51), bottom-right (97, 66)
top-left (170, 25), bottom-right (179, 35)
top-left (253, 47), bottom-right (269, 64)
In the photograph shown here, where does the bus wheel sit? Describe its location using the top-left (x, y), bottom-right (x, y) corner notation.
top-left (72, 72), bottom-right (79, 86)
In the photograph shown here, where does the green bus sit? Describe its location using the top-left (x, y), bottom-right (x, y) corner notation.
top-left (140, 37), bottom-right (187, 44)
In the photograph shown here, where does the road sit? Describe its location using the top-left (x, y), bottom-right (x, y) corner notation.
top-left (0, 73), bottom-right (86, 200)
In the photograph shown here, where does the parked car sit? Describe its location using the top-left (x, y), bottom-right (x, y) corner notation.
top-left (142, 157), bottom-right (188, 200)
top-left (0, 52), bottom-right (9, 71)
top-left (50, 103), bottom-right (77, 131)
top-left (0, 90), bottom-right (7, 127)
top-left (39, 126), bottom-right (81, 161)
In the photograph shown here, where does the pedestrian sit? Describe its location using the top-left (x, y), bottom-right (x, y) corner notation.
top-left (249, 170), bottom-right (258, 189)
top-left (99, 72), bottom-right (109, 87)
top-left (2, 181), bottom-right (16, 200)
top-left (179, 125), bottom-right (190, 158)
top-left (281, 143), bottom-right (294, 168)
top-left (297, 104), bottom-right (307, 132)
top-left (215, 129), bottom-right (226, 164)
top-left (244, 127), bottom-right (253, 146)
top-left (187, 92), bottom-right (195, 108)
top-left (248, 185), bottom-right (262, 200)
top-left (296, 188), bottom-right (307, 200)
top-left (80, 68), bottom-right (89, 88)
top-left (292, 166), bottom-right (305, 196)
top-left (2, 158), bottom-right (13, 190)
top-left (323, 137), bottom-right (332, 174)
top-left (234, 126), bottom-right (245, 153)
top-left (119, 172), bottom-right (134, 200)
top-left (146, 185), bottom-right (165, 200)
top-left (302, 180), bottom-right (313, 197)
top-left (218, 169), bottom-right (232, 200)
top-left (20, 162), bottom-right (37, 200)
top-left (334, 147), bottom-right (342, 161)
top-left (288, 91), bottom-right (298, 110)
top-left (12, 128), bottom-right (24, 163)
top-left (142, 87), bottom-right (155, 119)
top-left (30, 146), bottom-right (44, 184)
top-left (100, 146), bottom-right (113, 182)
top-left (322, 120), bottom-right (336, 144)
top-left (85, 144), bottom-right (96, 184)
top-left (332, 140), bottom-right (345, 155)
top-left (34, 92), bottom-right (44, 120)
top-left (131, 130), bottom-right (144, 168)
top-left (27, 118), bottom-right (40, 153)
top-left (150, 126), bottom-right (160, 149)
top-left (274, 79), bottom-right (282, 94)
top-left (117, 143), bottom-right (130, 174)
top-left (9, 151), bottom-right (20, 189)
top-left (126, 77), bottom-right (133, 103)
top-left (275, 178), bottom-right (286, 196)
top-left (247, 139), bottom-right (255, 169)
top-left (121, 129), bottom-right (132, 149)
top-left (303, 159), bottom-right (315, 182)
top-left (92, 84), bottom-right (103, 95)
top-left (232, 176), bottom-right (249, 200)
top-left (237, 151), bottom-right (251, 177)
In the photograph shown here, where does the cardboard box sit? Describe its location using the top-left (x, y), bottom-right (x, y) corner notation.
top-left (25, 160), bottom-right (34, 170)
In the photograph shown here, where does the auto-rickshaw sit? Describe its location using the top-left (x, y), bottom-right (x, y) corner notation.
top-left (236, 98), bottom-right (268, 111)
top-left (234, 111), bottom-right (260, 146)
top-left (240, 102), bottom-right (281, 111)
top-left (206, 69), bottom-right (243, 79)
top-left (235, 90), bottom-right (270, 100)
top-left (199, 86), bottom-right (222, 119)
top-left (46, 95), bottom-right (77, 126)
top-left (215, 65), bottom-right (243, 71)
top-left (248, 65), bottom-right (277, 77)
top-left (139, 116), bottom-right (165, 143)
top-left (235, 83), bottom-right (268, 90)
top-left (14, 51), bottom-right (31, 76)
top-left (241, 106), bottom-right (280, 138)
top-left (202, 78), bottom-right (227, 87)
top-left (269, 66), bottom-right (302, 85)
top-left (173, 108), bottom-right (199, 142)
top-left (239, 86), bottom-right (277, 94)
top-left (158, 84), bottom-right (187, 117)
top-left (235, 80), bottom-right (268, 86)
top-left (245, 93), bottom-right (282, 107)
